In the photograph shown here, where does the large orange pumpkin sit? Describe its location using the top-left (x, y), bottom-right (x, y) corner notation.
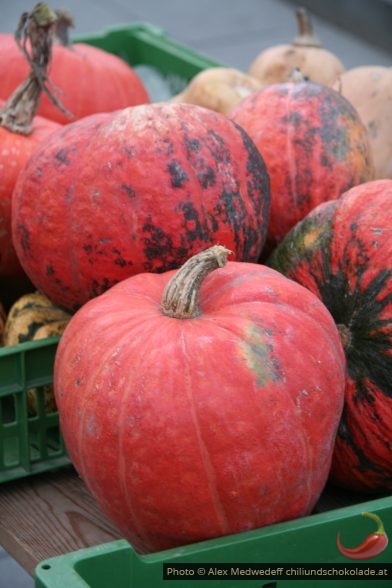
top-left (12, 102), bottom-right (271, 312)
top-left (54, 246), bottom-right (346, 552)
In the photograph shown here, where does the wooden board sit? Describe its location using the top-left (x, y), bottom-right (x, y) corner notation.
top-left (0, 465), bottom-right (379, 577)
top-left (0, 466), bottom-right (121, 576)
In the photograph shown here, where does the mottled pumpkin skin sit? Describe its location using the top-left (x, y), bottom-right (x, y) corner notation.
top-left (0, 100), bottom-right (60, 305)
top-left (54, 260), bottom-right (345, 552)
top-left (0, 34), bottom-right (150, 124)
top-left (12, 103), bottom-right (270, 312)
top-left (269, 179), bottom-right (392, 493)
top-left (229, 81), bottom-right (375, 254)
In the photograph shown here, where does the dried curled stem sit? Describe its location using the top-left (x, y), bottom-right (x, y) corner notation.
top-left (0, 2), bottom-right (73, 134)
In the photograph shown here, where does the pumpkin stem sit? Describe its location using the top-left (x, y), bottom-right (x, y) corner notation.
top-left (161, 245), bottom-right (232, 319)
top-left (293, 7), bottom-right (322, 48)
top-left (0, 2), bottom-right (73, 135)
top-left (288, 67), bottom-right (309, 83)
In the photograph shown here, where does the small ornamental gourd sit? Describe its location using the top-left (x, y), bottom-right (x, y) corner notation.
top-left (12, 102), bottom-right (270, 312)
top-left (268, 179), bottom-right (392, 494)
top-left (0, 6), bottom-right (149, 124)
top-left (229, 70), bottom-right (375, 254)
top-left (248, 7), bottom-right (345, 87)
top-left (4, 291), bottom-right (71, 414)
top-left (0, 4), bottom-right (62, 305)
top-left (54, 245), bottom-right (346, 553)
top-left (4, 291), bottom-right (71, 347)
top-left (0, 301), bottom-right (5, 345)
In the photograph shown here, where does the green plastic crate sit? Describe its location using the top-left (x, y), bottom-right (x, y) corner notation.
top-left (35, 495), bottom-right (392, 588)
top-left (0, 23), bottom-right (221, 485)
top-left (0, 337), bottom-right (68, 482)
top-left (74, 22), bottom-right (223, 100)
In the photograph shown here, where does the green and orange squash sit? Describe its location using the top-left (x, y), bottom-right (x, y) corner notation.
top-left (4, 291), bottom-right (71, 414)
top-left (269, 179), bottom-right (392, 494)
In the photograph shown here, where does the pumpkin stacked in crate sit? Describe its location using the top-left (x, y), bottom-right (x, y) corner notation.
top-left (269, 179), bottom-right (392, 494)
top-left (0, 7), bottom-right (149, 124)
top-left (12, 101), bottom-right (270, 312)
top-left (4, 291), bottom-right (71, 414)
top-left (54, 246), bottom-right (346, 552)
top-left (229, 70), bottom-right (374, 255)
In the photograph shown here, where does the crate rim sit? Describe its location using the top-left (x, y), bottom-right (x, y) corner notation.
top-left (35, 493), bottom-right (392, 571)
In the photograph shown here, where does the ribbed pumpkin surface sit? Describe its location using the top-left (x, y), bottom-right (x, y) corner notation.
top-left (54, 254), bottom-right (345, 552)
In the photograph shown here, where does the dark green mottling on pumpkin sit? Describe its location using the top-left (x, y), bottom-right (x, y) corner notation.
top-left (239, 324), bottom-right (281, 386)
top-left (268, 199), bottom-right (337, 274)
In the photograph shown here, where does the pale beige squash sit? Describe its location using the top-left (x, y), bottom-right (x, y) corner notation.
top-left (171, 67), bottom-right (263, 115)
top-left (334, 66), bottom-right (392, 179)
top-left (249, 7), bottom-right (344, 87)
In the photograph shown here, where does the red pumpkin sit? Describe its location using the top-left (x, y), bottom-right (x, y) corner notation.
top-left (0, 99), bottom-right (60, 274)
top-left (229, 74), bottom-right (375, 254)
top-left (12, 102), bottom-right (270, 312)
top-left (269, 179), bottom-right (392, 493)
top-left (0, 5), bottom-right (61, 305)
top-left (54, 246), bottom-right (346, 552)
top-left (0, 16), bottom-right (149, 124)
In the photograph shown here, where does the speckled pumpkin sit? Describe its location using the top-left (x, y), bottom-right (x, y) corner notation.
top-left (12, 102), bottom-right (270, 312)
top-left (229, 75), bottom-right (375, 254)
top-left (54, 246), bottom-right (345, 552)
top-left (269, 179), bottom-right (392, 493)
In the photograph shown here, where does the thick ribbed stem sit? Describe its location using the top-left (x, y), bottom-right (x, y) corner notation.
top-left (293, 7), bottom-right (322, 48)
top-left (161, 245), bottom-right (231, 319)
top-left (0, 2), bottom-right (72, 134)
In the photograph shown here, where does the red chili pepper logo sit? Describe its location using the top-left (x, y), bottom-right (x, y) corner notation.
top-left (337, 511), bottom-right (388, 560)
